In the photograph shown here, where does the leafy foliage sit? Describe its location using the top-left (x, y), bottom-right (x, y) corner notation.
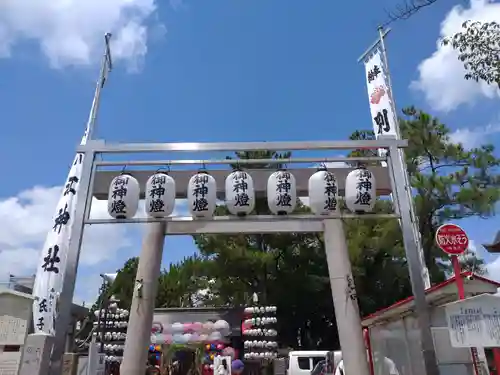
top-left (108, 257), bottom-right (139, 308)
top-left (156, 254), bottom-right (213, 308)
top-left (400, 106), bottom-right (498, 274)
top-left (443, 21), bottom-right (500, 87)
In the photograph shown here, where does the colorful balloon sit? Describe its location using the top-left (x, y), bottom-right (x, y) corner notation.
top-left (208, 331), bottom-right (222, 342)
top-left (203, 321), bottom-right (214, 333)
top-left (222, 347), bottom-right (235, 360)
top-left (173, 334), bottom-right (184, 344)
top-left (232, 359), bottom-right (245, 375)
top-left (192, 322), bottom-right (203, 332)
top-left (171, 322), bottom-right (184, 333)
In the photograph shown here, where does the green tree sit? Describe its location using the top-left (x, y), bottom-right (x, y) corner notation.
top-left (108, 257), bottom-right (139, 308)
top-left (443, 21), bottom-right (500, 87)
top-left (349, 107), bottom-right (497, 280)
top-left (401, 106), bottom-right (498, 273)
top-left (156, 254), bottom-right (213, 308)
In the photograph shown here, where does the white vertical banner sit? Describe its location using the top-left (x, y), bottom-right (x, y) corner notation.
top-left (32, 127), bottom-right (90, 335)
top-left (364, 47), bottom-right (398, 141)
top-left (363, 43), bottom-right (431, 289)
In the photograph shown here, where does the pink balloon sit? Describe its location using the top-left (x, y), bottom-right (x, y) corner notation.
top-left (192, 322), bottom-right (203, 332)
top-left (165, 334), bottom-right (173, 344)
top-left (183, 323), bottom-right (193, 332)
top-left (216, 343), bottom-right (224, 350)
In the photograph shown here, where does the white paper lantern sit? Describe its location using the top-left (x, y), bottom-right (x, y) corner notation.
top-left (308, 167), bottom-right (338, 215)
top-left (225, 170), bottom-right (255, 216)
top-left (187, 172), bottom-right (216, 218)
top-left (145, 172), bottom-right (176, 218)
top-left (267, 170), bottom-right (297, 215)
top-left (345, 167), bottom-right (376, 213)
top-left (107, 173), bottom-right (140, 219)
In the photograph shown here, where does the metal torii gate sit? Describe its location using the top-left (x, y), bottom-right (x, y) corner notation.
top-left (49, 138), bottom-right (439, 375)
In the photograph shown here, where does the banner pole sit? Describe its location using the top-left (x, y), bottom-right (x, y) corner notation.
top-left (359, 28), bottom-right (439, 375)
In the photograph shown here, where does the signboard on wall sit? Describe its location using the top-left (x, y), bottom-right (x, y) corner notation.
top-left (0, 316), bottom-right (28, 346)
top-left (444, 293), bottom-right (500, 348)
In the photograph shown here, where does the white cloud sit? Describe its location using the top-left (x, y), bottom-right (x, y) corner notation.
top-left (487, 257), bottom-right (500, 282)
top-left (0, 185), bottom-right (193, 280)
top-left (0, 185), bottom-right (135, 280)
top-left (411, 0), bottom-right (500, 112)
top-left (0, 0), bottom-right (163, 70)
top-left (448, 123), bottom-right (500, 149)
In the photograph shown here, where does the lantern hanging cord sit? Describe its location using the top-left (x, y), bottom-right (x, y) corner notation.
top-left (156, 164), bottom-right (171, 174)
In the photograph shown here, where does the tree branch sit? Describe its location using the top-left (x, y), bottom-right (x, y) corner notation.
top-left (383, 0), bottom-right (438, 26)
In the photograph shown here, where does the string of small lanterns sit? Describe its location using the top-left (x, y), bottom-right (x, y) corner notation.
top-left (242, 305), bottom-right (278, 360)
top-left (107, 166), bottom-right (376, 219)
top-left (91, 305), bottom-right (129, 364)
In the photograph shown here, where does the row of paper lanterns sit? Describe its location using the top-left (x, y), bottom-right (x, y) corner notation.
top-left (92, 331), bottom-right (127, 341)
top-left (244, 340), bottom-right (278, 348)
top-left (107, 166), bottom-right (376, 219)
top-left (93, 320), bottom-right (128, 328)
top-left (103, 343), bottom-right (124, 353)
top-left (244, 352), bottom-right (278, 359)
top-left (243, 317), bottom-right (277, 326)
top-left (94, 308), bottom-right (129, 319)
top-left (243, 306), bottom-right (277, 314)
top-left (243, 328), bottom-right (277, 337)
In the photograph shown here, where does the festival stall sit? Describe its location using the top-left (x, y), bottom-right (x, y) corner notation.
top-left (361, 272), bottom-right (500, 375)
top-left (150, 318), bottom-right (241, 375)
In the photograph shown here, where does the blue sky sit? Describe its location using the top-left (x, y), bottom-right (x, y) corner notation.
top-left (0, 0), bottom-right (499, 304)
